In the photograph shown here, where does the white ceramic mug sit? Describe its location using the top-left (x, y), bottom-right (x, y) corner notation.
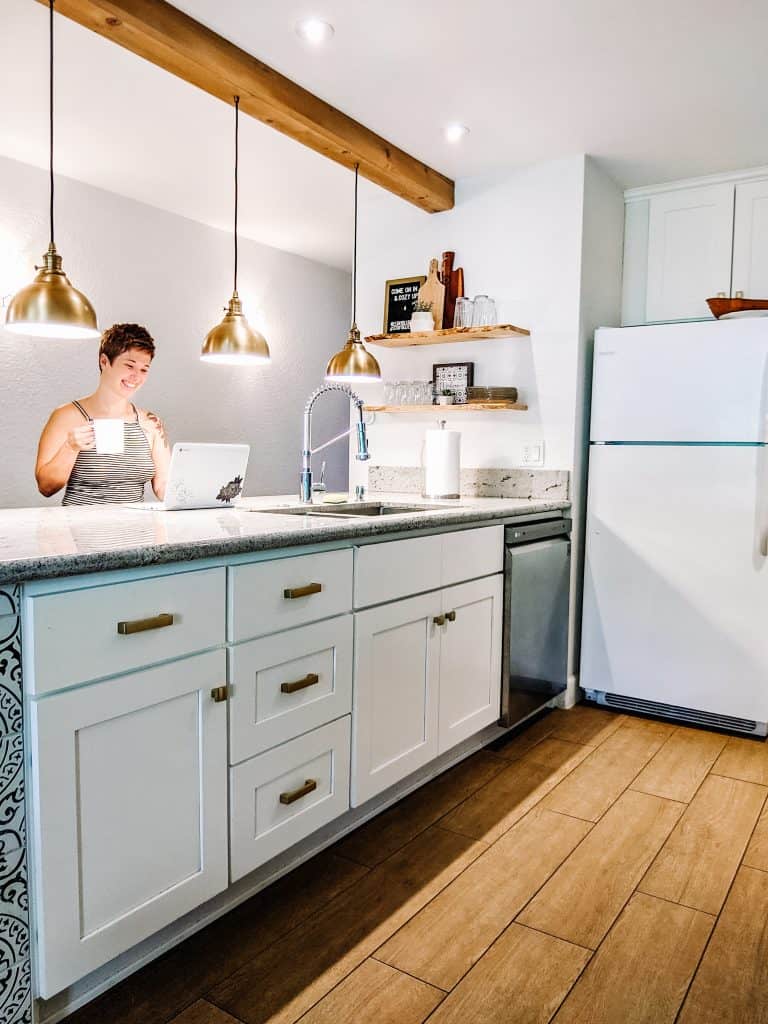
top-left (92, 418), bottom-right (125, 455)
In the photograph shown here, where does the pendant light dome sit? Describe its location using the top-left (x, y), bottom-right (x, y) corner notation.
top-left (325, 164), bottom-right (381, 383)
top-left (202, 96), bottom-right (270, 365)
top-left (5, 0), bottom-right (99, 340)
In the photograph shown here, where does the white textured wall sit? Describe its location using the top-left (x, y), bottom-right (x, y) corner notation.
top-left (350, 156), bottom-right (589, 488)
top-left (0, 155), bottom-right (351, 508)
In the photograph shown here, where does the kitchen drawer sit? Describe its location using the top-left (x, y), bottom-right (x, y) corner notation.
top-left (25, 567), bottom-right (225, 695)
top-left (229, 549), bottom-right (353, 642)
top-left (229, 716), bottom-right (350, 881)
top-left (229, 615), bottom-right (352, 764)
top-left (354, 526), bottom-right (503, 608)
top-left (354, 534), bottom-right (443, 607)
top-left (442, 525), bottom-right (503, 587)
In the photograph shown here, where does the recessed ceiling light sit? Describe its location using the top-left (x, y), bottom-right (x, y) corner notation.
top-left (295, 17), bottom-right (335, 45)
top-left (445, 123), bottom-right (470, 144)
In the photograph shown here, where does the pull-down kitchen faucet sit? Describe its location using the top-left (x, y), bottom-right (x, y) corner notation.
top-left (300, 383), bottom-right (370, 503)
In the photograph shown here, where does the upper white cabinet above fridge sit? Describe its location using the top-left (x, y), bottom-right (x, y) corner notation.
top-left (732, 178), bottom-right (768, 300)
top-left (646, 183), bottom-right (734, 322)
top-left (621, 168), bottom-right (768, 326)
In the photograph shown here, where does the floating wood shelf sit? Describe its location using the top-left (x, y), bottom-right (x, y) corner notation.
top-left (365, 324), bottom-right (530, 348)
top-left (364, 402), bottom-right (528, 413)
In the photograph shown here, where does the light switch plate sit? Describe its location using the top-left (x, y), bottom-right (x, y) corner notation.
top-left (522, 441), bottom-right (545, 467)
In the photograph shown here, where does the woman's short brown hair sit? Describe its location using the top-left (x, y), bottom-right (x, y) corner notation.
top-left (99, 323), bottom-right (155, 368)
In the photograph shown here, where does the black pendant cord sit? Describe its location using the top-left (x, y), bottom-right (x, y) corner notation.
top-left (233, 95), bottom-right (239, 295)
top-left (49, 0), bottom-right (55, 244)
top-left (352, 162), bottom-right (359, 325)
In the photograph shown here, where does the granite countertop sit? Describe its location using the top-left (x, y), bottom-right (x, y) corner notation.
top-left (0, 493), bottom-right (570, 584)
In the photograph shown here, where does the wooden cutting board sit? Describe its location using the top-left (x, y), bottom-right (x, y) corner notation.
top-left (418, 258), bottom-right (445, 329)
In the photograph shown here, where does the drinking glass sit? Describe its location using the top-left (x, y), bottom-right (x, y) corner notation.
top-left (392, 381), bottom-right (405, 405)
top-left (418, 381), bottom-right (433, 405)
top-left (383, 381), bottom-right (395, 404)
top-left (472, 295), bottom-right (497, 326)
top-left (453, 296), bottom-right (474, 328)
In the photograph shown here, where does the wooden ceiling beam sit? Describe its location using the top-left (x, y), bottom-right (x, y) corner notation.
top-left (38, 0), bottom-right (455, 213)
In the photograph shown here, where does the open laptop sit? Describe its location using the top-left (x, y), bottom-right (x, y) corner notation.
top-left (131, 442), bottom-right (250, 511)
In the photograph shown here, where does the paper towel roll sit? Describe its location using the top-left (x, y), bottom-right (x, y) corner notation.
top-left (423, 425), bottom-right (461, 498)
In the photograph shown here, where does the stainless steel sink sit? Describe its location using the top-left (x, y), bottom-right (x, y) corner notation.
top-left (255, 502), bottom-right (452, 518)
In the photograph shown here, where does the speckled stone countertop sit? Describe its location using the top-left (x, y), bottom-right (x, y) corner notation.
top-left (0, 493), bottom-right (570, 584)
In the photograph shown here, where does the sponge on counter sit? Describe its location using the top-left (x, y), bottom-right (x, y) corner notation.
top-left (322, 494), bottom-right (349, 504)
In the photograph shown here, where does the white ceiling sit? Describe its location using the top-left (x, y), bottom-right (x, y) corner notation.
top-left (3, 0), bottom-right (768, 270)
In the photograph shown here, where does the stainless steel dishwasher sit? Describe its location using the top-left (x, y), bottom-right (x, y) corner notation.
top-left (500, 518), bottom-right (571, 727)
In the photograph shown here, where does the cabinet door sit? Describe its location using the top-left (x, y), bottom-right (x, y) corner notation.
top-left (646, 184), bottom-right (734, 322)
top-left (732, 179), bottom-right (768, 298)
top-left (30, 650), bottom-right (228, 997)
top-left (352, 593), bottom-right (441, 806)
top-left (438, 575), bottom-right (503, 754)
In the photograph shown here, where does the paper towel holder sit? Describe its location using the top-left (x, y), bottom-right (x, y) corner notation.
top-left (422, 420), bottom-right (461, 500)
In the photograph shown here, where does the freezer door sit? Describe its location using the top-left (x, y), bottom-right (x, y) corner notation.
top-left (591, 321), bottom-right (768, 442)
top-left (581, 444), bottom-right (768, 723)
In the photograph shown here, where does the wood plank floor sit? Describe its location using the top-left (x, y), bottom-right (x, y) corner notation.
top-left (61, 706), bottom-right (768, 1024)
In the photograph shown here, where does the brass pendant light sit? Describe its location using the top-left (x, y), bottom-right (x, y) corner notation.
top-left (201, 96), bottom-right (270, 365)
top-left (325, 164), bottom-right (381, 382)
top-left (5, 0), bottom-right (99, 340)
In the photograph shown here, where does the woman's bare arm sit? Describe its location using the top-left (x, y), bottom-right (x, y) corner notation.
top-left (35, 407), bottom-right (95, 498)
top-left (143, 411), bottom-right (171, 501)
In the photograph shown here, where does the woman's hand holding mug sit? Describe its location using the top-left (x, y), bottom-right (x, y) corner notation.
top-left (66, 423), bottom-right (96, 453)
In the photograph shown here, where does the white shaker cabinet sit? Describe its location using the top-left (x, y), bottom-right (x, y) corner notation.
top-left (29, 650), bottom-right (228, 998)
top-left (645, 183), bottom-right (734, 322)
top-left (732, 179), bottom-right (768, 299)
top-left (352, 570), bottom-right (504, 806)
top-left (352, 592), bottom-right (441, 805)
top-left (437, 575), bottom-right (503, 753)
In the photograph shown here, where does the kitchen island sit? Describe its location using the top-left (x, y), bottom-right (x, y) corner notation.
top-left (0, 494), bottom-right (568, 1022)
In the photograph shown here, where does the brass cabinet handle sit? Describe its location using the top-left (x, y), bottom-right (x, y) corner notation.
top-left (446, 610), bottom-right (457, 622)
top-left (211, 685), bottom-right (228, 703)
top-left (433, 614), bottom-right (446, 626)
top-left (283, 582), bottom-right (322, 600)
top-left (279, 778), bottom-right (317, 805)
top-left (281, 672), bottom-right (320, 694)
top-left (117, 612), bottom-right (174, 635)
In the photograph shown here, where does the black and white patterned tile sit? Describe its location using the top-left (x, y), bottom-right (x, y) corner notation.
top-left (0, 738), bottom-right (23, 858)
top-left (0, 844), bottom-right (29, 1022)
top-left (0, 587), bottom-right (29, 1024)
top-left (0, 588), bottom-right (21, 740)
top-left (0, 943), bottom-right (31, 1024)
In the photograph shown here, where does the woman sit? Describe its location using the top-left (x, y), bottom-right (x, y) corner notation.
top-left (36, 323), bottom-right (171, 505)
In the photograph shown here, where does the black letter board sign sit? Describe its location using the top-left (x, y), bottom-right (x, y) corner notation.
top-left (383, 276), bottom-right (426, 334)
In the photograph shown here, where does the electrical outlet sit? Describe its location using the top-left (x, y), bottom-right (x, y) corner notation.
top-left (521, 441), bottom-right (545, 467)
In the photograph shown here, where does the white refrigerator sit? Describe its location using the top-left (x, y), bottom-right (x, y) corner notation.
top-left (581, 318), bottom-right (768, 735)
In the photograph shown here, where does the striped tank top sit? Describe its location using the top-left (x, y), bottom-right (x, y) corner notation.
top-left (63, 400), bottom-right (155, 506)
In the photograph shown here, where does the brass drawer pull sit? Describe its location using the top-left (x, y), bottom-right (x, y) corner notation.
top-left (433, 614), bottom-right (446, 626)
top-left (446, 610), bottom-right (457, 622)
top-left (279, 778), bottom-right (317, 805)
top-left (281, 672), bottom-right (320, 694)
top-left (117, 612), bottom-right (174, 635)
top-left (283, 582), bottom-right (322, 600)
top-left (211, 685), bottom-right (229, 703)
